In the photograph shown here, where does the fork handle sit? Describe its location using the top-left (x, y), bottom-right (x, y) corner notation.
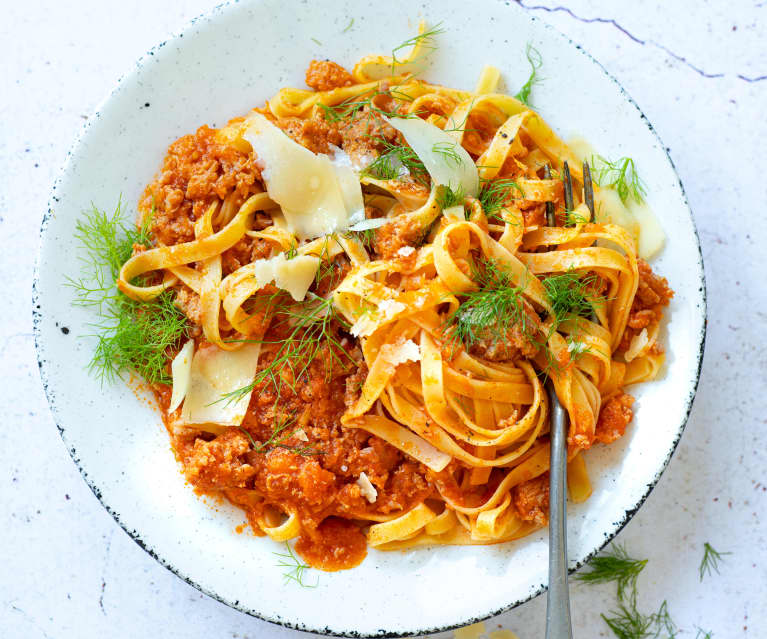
top-left (545, 382), bottom-right (573, 639)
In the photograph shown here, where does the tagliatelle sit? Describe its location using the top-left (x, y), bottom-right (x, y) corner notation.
top-left (108, 27), bottom-right (673, 570)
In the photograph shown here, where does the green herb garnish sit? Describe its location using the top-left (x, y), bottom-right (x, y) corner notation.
top-left (602, 599), bottom-right (677, 639)
top-left (361, 138), bottom-right (429, 185)
top-left (67, 201), bottom-right (188, 385)
top-left (542, 269), bottom-right (603, 327)
top-left (285, 240), bottom-right (298, 260)
top-left (695, 628), bottom-right (714, 639)
top-left (436, 184), bottom-right (465, 210)
top-left (311, 37), bottom-right (323, 46)
top-left (342, 18), bottom-right (354, 33)
top-left (699, 543), bottom-right (731, 581)
top-left (565, 209), bottom-right (590, 225)
top-left (431, 141), bottom-right (463, 168)
top-left (478, 178), bottom-right (523, 220)
top-left (445, 259), bottom-right (530, 349)
top-left (344, 227), bottom-right (377, 252)
top-left (220, 293), bottom-right (356, 406)
top-left (391, 23), bottom-right (445, 72)
top-left (514, 44), bottom-right (543, 106)
top-left (591, 155), bottom-right (646, 204)
top-left (575, 544), bottom-right (648, 602)
top-left (274, 542), bottom-right (318, 588)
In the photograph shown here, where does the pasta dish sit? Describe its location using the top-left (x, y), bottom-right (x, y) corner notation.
top-left (73, 25), bottom-right (673, 572)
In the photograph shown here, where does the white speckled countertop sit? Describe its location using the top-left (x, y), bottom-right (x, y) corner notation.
top-left (2, 1), bottom-right (765, 637)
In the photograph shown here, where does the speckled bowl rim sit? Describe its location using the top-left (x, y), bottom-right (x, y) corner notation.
top-left (33, 1), bottom-right (706, 636)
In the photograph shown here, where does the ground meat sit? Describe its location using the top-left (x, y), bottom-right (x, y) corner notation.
top-left (295, 517), bottom-right (367, 571)
top-left (174, 286), bottom-right (202, 326)
top-left (305, 60), bottom-right (354, 92)
top-left (374, 214), bottom-right (424, 260)
top-left (344, 360), bottom-right (368, 408)
top-left (594, 392), bottom-right (635, 444)
top-left (338, 105), bottom-right (399, 167)
top-left (185, 429), bottom-right (257, 490)
top-left (512, 473), bottom-right (550, 526)
top-left (220, 236), bottom-right (272, 275)
top-left (140, 125), bottom-right (261, 246)
top-left (275, 111), bottom-right (342, 154)
top-left (255, 448), bottom-right (337, 508)
top-left (467, 300), bottom-right (542, 362)
top-left (635, 258), bottom-right (674, 307)
top-left (517, 200), bottom-right (546, 228)
top-left (619, 259), bottom-right (674, 352)
top-left (314, 255), bottom-right (352, 297)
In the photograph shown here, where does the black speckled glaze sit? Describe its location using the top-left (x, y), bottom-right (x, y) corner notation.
top-left (32, 0), bottom-right (706, 636)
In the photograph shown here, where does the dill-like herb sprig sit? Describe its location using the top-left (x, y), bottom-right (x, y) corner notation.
top-left (514, 43), bottom-right (543, 106)
top-left (695, 628), bottom-right (714, 639)
top-left (285, 240), bottom-right (298, 260)
top-left (699, 542), bottom-right (731, 581)
top-left (436, 184), bottom-right (465, 210)
top-left (343, 227), bottom-right (377, 252)
top-left (318, 87), bottom-right (418, 125)
top-left (478, 178), bottom-right (523, 220)
top-left (445, 259), bottom-right (529, 349)
top-left (361, 138), bottom-right (429, 185)
top-left (542, 269), bottom-right (603, 326)
top-left (220, 293), bottom-right (356, 406)
top-left (565, 209), bottom-right (590, 225)
top-left (431, 141), bottom-right (463, 168)
top-left (602, 599), bottom-right (676, 639)
top-left (390, 23), bottom-right (445, 71)
top-left (591, 154), bottom-right (646, 204)
top-left (67, 201), bottom-right (188, 385)
top-left (342, 18), bottom-right (354, 33)
top-left (274, 542), bottom-right (318, 588)
top-left (575, 544), bottom-right (648, 603)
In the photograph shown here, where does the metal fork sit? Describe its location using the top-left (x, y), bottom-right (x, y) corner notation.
top-left (543, 161), bottom-right (595, 639)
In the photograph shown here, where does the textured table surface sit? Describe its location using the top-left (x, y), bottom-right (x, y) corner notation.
top-left (2, 1), bottom-right (765, 637)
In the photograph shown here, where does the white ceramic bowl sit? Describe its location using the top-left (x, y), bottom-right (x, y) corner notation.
top-left (33, 1), bottom-right (706, 635)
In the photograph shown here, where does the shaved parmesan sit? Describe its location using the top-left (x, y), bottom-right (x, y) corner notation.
top-left (254, 253), bottom-right (320, 301)
top-left (328, 146), bottom-right (365, 225)
top-left (385, 339), bottom-right (421, 366)
top-left (378, 298), bottom-right (406, 319)
top-left (242, 113), bottom-right (363, 238)
top-left (624, 328), bottom-right (649, 363)
top-left (348, 216), bottom-right (389, 232)
top-left (168, 339), bottom-right (194, 413)
top-left (180, 342), bottom-right (262, 426)
top-left (273, 254), bottom-right (320, 301)
top-left (350, 298), bottom-right (408, 337)
top-left (294, 428), bottom-right (309, 442)
top-left (396, 245), bottom-right (415, 257)
top-left (386, 116), bottom-right (479, 197)
top-left (356, 472), bottom-right (378, 503)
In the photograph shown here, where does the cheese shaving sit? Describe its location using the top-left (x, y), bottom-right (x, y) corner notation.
top-left (356, 472), bottom-right (378, 503)
top-left (242, 112), bottom-right (363, 238)
top-left (385, 339), bottom-right (421, 366)
top-left (168, 339), bottom-right (194, 413)
top-left (254, 253), bottom-right (320, 301)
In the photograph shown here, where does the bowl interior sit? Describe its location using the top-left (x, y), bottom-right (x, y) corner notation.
top-left (34, 0), bottom-right (705, 635)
